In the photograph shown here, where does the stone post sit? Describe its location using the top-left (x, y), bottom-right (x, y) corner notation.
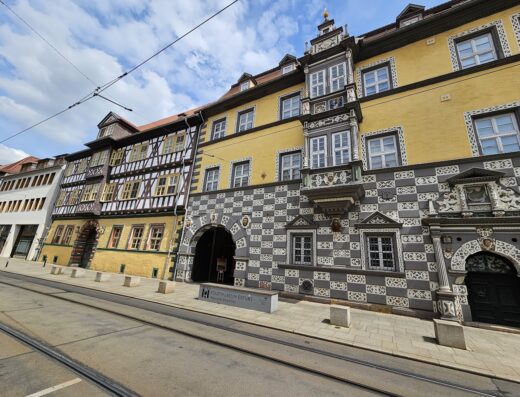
top-left (349, 113), bottom-right (359, 161)
top-left (430, 226), bottom-right (458, 321)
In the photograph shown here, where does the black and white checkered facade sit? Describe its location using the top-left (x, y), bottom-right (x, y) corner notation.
top-left (177, 155), bottom-right (520, 321)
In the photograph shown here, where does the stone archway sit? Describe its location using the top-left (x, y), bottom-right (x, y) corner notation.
top-left (69, 220), bottom-right (100, 268)
top-left (450, 239), bottom-right (520, 273)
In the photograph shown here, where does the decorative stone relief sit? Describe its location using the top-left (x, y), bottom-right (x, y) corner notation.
top-left (512, 13), bottom-right (520, 50)
top-left (450, 239), bottom-right (520, 271)
top-left (306, 113), bottom-right (349, 130)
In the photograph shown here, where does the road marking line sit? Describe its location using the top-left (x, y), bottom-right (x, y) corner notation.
top-left (25, 378), bottom-right (82, 397)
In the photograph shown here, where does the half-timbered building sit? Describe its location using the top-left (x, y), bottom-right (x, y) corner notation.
top-left (41, 110), bottom-right (203, 278)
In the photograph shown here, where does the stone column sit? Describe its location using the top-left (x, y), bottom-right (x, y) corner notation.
top-left (349, 113), bottom-right (359, 161)
top-left (430, 226), bottom-right (458, 321)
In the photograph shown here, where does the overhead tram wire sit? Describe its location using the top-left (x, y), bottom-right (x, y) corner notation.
top-left (0, 0), bottom-right (240, 144)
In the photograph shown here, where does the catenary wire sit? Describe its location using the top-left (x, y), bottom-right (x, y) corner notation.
top-left (0, 0), bottom-right (239, 144)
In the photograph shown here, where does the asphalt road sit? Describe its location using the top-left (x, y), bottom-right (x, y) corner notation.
top-left (0, 271), bottom-right (518, 397)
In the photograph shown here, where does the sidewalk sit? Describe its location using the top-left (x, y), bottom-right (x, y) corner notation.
top-left (1, 258), bottom-right (520, 383)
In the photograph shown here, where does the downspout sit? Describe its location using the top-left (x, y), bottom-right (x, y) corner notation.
top-left (173, 111), bottom-right (204, 282)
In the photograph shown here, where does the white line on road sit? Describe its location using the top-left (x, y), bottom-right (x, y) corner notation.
top-left (25, 378), bottom-right (82, 397)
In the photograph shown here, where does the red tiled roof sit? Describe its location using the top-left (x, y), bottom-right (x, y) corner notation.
top-left (0, 156), bottom-right (39, 175)
top-left (137, 105), bottom-right (206, 132)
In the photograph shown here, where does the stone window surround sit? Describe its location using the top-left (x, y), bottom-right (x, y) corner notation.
top-left (202, 163), bottom-right (221, 193)
top-left (359, 227), bottom-right (404, 272)
top-left (463, 101), bottom-right (520, 157)
top-left (360, 126), bottom-right (408, 171)
top-left (276, 147), bottom-right (303, 182)
top-left (211, 117), bottom-right (227, 140)
top-left (356, 56), bottom-right (398, 98)
top-left (512, 12), bottom-right (520, 50)
top-left (228, 157), bottom-right (252, 188)
top-left (360, 62), bottom-right (394, 98)
top-left (235, 106), bottom-right (256, 133)
top-left (447, 20), bottom-right (511, 72)
top-left (285, 228), bottom-right (317, 267)
top-left (277, 90), bottom-right (302, 121)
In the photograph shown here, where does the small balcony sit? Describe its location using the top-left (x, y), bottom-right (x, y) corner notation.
top-left (301, 160), bottom-right (364, 216)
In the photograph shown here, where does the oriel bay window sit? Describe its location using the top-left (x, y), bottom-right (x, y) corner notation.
top-left (237, 109), bottom-right (254, 132)
top-left (280, 94), bottom-right (300, 120)
top-left (332, 131), bottom-right (350, 165)
top-left (232, 161), bottom-right (250, 188)
top-left (310, 70), bottom-right (325, 98)
top-left (367, 134), bottom-right (399, 169)
top-left (128, 225), bottom-right (144, 250)
top-left (474, 112), bottom-right (520, 155)
top-left (204, 167), bottom-right (219, 192)
top-left (310, 136), bottom-right (327, 168)
top-left (147, 225), bottom-right (164, 251)
top-left (329, 63), bottom-right (346, 92)
top-left (280, 151), bottom-right (301, 181)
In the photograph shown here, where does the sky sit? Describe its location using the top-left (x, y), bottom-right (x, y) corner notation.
top-left (0, 0), bottom-right (446, 164)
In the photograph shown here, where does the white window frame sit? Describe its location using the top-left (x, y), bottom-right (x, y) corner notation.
top-left (237, 109), bottom-right (254, 132)
top-left (329, 62), bottom-right (346, 93)
top-left (281, 94), bottom-right (300, 119)
top-left (204, 167), bottom-right (219, 192)
top-left (456, 32), bottom-right (497, 69)
top-left (363, 66), bottom-right (391, 96)
top-left (367, 235), bottom-right (396, 271)
top-left (282, 64), bottom-right (295, 74)
top-left (240, 81), bottom-right (250, 92)
top-left (332, 131), bottom-right (351, 166)
top-left (232, 161), bottom-right (250, 188)
top-left (310, 135), bottom-right (327, 169)
top-left (292, 234), bottom-right (313, 265)
top-left (280, 151), bottom-right (301, 181)
top-left (367, 135), bottom-right (399, 170)
top-left (474, 113), bottom-right (520, 155)
top-left (212, 118), bottom-right (227, 140)
top-left (310, 70), bottom-right (326, 98)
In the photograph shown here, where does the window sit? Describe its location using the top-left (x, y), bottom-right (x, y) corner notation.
top-left (90, 151), bottom-right (108, 167)
top-left (154, 174), bottom-right (179, 196)
top-left (310, 136), bottom-right (327, 169)
top-left (204, 168), bottom-right (219, 192)
top-left (120, 181), bottom-right (141, 200)
top-left (128, 226), bottom-right (144, 250)
top-left (367, 236), bottom-right (395, 270)
top-left (474, 113), bottom-right (520, 155)
top-left (101, 183), bottom-right (117, 202)
top-left (310, 70), bottom-right (325, 98)
top-left (282, 64), bottom-right (295, 74)
top-left (280, 94), bottom-right (300, 119)
top-left (332, 131), bottom-right (350, 166)
top-left (107, 226), bottom-right (123, 248)
top-left (77, 158), bottom-right (88, 174)
top-left (147, 225), bottom-right (164, 251)
top-left (232, 161), bottom-right (250, 188)
top-left (129, 143), bottom-right (149, 162)
top-left (212, 118), bottom-right (227, 140)
top-left (52, 226), bottom-right (64, 244)
top-left (110, 149), bottom-right (124, 166)
top-left (98, 124), bottom-right (114, 138)
top-left (292, 235), bottom-right (312, 265)
top-left (456, 33), bottom-right (497, 69)
top-left (68, 190), bottom-right (79, 205)
top-left (329, 63), bottom-right (346, 92)
top-left (81, 184), bottom-right (100, 202)
top-left (367, 135), bottom-right (399, 169)
top-left (56, 191), bottom-right (67, 206)
top-left (363, 66), bottom-right (390, 96)
top-left (64, 162), bottom-right (77, 177)
top-left (280, 152), bottom-right (301, 181)
top-left (162, 135), bottom-right (175, 154)
top-left (174, 134), bottom-right (185, 152)
top-left (240, 81), bottom-right (250, 91)
top-left (400, 15), bottom-right (421, 27)
top-left (61, 226), bottom-right (74, 245)
top-left (237, 109), bottom-right (254, 132)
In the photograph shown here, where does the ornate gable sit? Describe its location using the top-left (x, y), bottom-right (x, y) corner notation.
top-left (355, 211), bottom-right (402, 228)
top-left (285, 215), bottom-right (318, 229)
top-left (446, 168), bottom-right (505, 185)
top-left (97, 111), bottom-right (121, 128)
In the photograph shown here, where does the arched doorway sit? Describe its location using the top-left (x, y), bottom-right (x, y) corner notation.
top-left (192, 227), bottom-right (235, 284)
top-left (69, 221), bottom-right (98, 268)
top-left (466, 252), bottom-right (520, 327)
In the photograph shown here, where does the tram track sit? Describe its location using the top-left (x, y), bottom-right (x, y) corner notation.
top-left (0, 271), bottom-right (513, 397)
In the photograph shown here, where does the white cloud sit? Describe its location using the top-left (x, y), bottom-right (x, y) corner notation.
top-left (0, 144), bottom-right (30, 164)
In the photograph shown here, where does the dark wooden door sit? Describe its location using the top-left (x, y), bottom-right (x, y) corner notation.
top-left (466, 253), bottom-right (520, 327)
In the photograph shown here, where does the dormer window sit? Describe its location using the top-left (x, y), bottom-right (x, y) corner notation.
top-left (240, 81), bottom-right (250, 92)
top-left (98, 124), bottom-right (114, 139)
top-left (399, 15), bottom-right (421, 28)
top-left (321, 27), bottom-right (330, 35)
top-left (282, 64), bottom-right (295, 74)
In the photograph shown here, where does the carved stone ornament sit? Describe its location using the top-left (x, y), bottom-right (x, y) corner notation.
top-left (307, 113), bottom-right (349, 130)
top-left (437, 190), bottom-right (461, 213)
top-left (241, 215), bottom-right (251, 228)
top-left (210, 212), bottom-right (218, 224)
top-left (331, 217), bottom-right (342, 232)
top-left (440, 300), bottom-right (456, 317)
top-left (185, 217), bottom-right (193, 227)
top-left (476, 227), bottom-right (493, 238)
top-left (443, 250), bottom-right (453, 259)
top-left (479, 237), bottom-right (495, 251)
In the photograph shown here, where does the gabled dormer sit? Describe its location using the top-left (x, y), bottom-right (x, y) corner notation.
top-left (279, 54), bottom-right (298, 75)
top-left (237, 73), bottom-right (257, 92)
top-left (96, 112), bottom-right (138, 141)
top-left (396, 4), bottom-right (425, 28)
top-left (306, 9), bottom-right (348, 56)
